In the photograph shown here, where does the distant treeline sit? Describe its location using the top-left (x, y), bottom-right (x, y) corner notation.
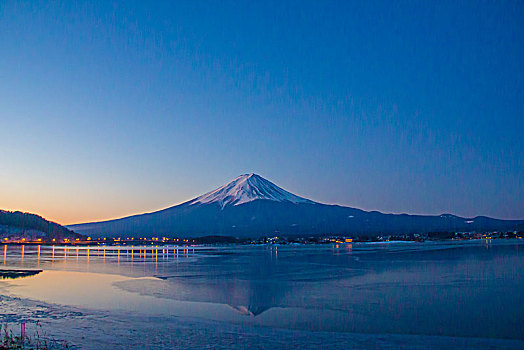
top-left (0, 210), bottom-right (79, 239)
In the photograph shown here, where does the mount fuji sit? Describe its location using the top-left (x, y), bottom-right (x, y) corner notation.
top-left (188, 174), bottom-right (315, 208)
top-left (68, 173), bottom-right (523, 238)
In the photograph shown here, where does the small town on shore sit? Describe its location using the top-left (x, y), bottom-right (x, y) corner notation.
top-left (1, 230), bottom-right (522, 246)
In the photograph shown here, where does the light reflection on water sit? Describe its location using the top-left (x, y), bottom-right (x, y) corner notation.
top-left (1, 245), bottom-right (202, 276)
top-left (0, 240), bottom-right (523, 340)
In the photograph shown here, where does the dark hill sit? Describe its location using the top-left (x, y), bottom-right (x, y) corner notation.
top-left (0, 210), bottom-right (80, 240)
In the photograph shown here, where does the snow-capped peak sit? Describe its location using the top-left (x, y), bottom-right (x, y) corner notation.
top-left (189, 173), bottom-right (316, 208)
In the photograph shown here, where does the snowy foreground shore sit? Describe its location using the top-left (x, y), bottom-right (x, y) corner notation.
top-left (1, 294), bottom-right (523, 350)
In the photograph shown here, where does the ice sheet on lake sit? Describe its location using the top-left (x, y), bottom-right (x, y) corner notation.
top-left (1, 295), bottom-right (523, 350)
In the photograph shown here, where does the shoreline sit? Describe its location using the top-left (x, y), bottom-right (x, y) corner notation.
top-left (1, 293), bottom-right (523, 350)
top-left (1, 236), bottom-right (521, 248)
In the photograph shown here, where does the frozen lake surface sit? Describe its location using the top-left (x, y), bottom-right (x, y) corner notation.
top-left (1, 240), bottom-right (523, 349)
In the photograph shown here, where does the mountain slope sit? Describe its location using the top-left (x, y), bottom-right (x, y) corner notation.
top-left (68, 174), bottom-right (524, 238)
top-left (0, 210), bottom-right (81, 240)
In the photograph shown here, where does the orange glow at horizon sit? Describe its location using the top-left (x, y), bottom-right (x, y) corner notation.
top-left (0, 184), bottom-right (191, 225)
top-left (0, 202), bottom-right (174, 226)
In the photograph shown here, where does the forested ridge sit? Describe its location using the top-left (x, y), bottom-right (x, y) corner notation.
top-left (0, 210), bottom-right (80, 239)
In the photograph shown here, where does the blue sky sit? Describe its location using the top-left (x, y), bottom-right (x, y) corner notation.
top-left (1, 0), bottom-right (523, 223)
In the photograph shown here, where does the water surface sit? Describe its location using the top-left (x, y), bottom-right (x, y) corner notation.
top-left (1, 240), bottom-right (523, 347)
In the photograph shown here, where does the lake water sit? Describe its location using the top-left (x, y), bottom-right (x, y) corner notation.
top-left (1, 240), bottom-right (523, 349)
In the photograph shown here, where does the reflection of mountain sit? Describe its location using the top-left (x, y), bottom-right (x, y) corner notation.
top-left (196, 278), bottom-right (284, 317)
top-left (116, 275), bottom-right (288, 317)
top-left (226, 280), bottom-right (284, 317)
top-left (116, 248), bottom-right (293, 317)
top-left (0, 269), bottom-right (42, 280)
top-left (229, 305), bottom-right (271, 317)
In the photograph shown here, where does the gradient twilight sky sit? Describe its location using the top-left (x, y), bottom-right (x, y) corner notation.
top-left (1, 1), bottom-right (523, 224)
